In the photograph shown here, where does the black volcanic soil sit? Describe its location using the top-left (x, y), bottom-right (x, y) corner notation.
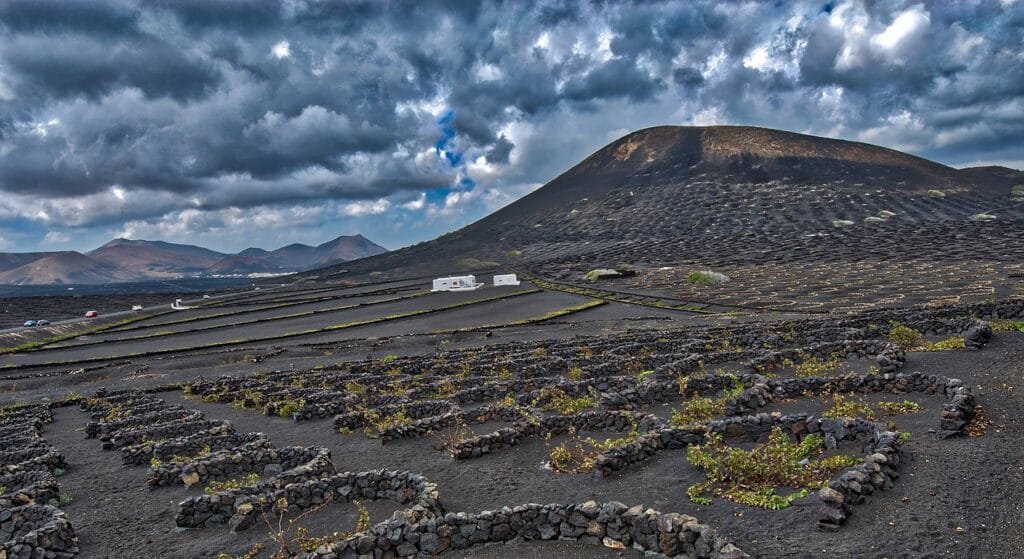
top-left (1, 270), bottom-right (1021, 559)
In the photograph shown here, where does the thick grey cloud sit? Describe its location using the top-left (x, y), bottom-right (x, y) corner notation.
top-left (0, 0), bottom-right (1021, 253)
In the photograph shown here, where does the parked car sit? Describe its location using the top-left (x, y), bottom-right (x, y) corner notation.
top-left (23, 320), bottom-right (36, 327)
top-left (36, 319), bottom-right (50, 326)
top-left (84, 310), bottom-right (99, 318)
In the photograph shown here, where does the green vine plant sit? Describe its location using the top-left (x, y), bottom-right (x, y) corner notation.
top-left (686, 427), bottom-right (860, 509)
top-left (547, 421), bottom-right (641, 474)
top-left (204, 472), bottom-right (261, 495)
top-left (669, 374), bottom-right (745, 427)
top-left (218, 495), bottom-right (371, 559)
top-left (533, 387), bottom-right (599, 415)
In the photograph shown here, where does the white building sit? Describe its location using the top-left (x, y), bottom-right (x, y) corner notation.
top-left (493, 274), bottom-right (520, 286)
top-left (431, 275), bottom-right (483, 292)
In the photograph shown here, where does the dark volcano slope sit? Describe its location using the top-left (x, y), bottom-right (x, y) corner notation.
top-left (318, 126), bottom-right (1024, 311)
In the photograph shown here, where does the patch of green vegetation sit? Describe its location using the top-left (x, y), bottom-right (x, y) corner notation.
top-left (923, 337), bottom-right (966, 351)
top-left (548, 421), bottom-right (641, 474)
top-left (794, 354), bottom-right (845, 377)
top-left (971, 213), bottom-right (997, 221)
top-left (927, 189), bottom-right (946, 197)
top-left (886, 324), bottom-right (923, 350)
top-left (686, 428), bottom-right (860, 509)
top-left (686, 271), bottom-right (729, 285)
top-left (204, 472), bottom-right (260, 495)
top-left (361, 406), bottom-right (412, 439)
top-left (274, 398), bottom-right (305, 418)
top-left (831, 219), bottom-right (854, 227)
top-left (670, 396), bottom-right (721, 426)
top-left (878, 210), bottom-right (897, 218)
top-left (864, 216), bottom-right (885, 223)
top-left (511, 300), bottom-right (606, 324)
top-left (992, 320), bottom-right (1024, 333)
top-left (535, 387), bottom-right (599, 415)
top-left (878, 400), bottom-right (922, 415)
top-left (821, 393), bottom-right (875, 419)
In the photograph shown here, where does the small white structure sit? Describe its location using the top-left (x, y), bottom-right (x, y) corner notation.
top-left (493, 274), bottom-right (520, 287)
top-left (171, 299), bottom-right (193, 310)
top-left (432, 275), bottom-right (483, 292)
top-left (131, 305), bottom-right (143, 311)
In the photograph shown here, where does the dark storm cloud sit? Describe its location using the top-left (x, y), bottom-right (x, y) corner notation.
top-left (0, 0), bottom-right (1022, 249)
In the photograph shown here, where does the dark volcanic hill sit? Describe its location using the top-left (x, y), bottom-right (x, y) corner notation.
top-left (0, 252), bottom-right (52, 274)
top-left (261, 235), bottom-right (388, 271)
top-left (0, 251), bottom-right (141, 285)
top-left (204, 256), bottom-right (283, 275)
top-left (313, 234), bottom-right (388, 265)
top-left (88, 238), bottom-right (227, 277)
top-left (315, 125), bottom-right (1024, 312)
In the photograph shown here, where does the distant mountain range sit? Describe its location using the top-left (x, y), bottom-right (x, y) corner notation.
top-left (0, 235), bottom-right (387, 285)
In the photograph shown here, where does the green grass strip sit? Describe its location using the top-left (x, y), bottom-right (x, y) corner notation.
top-left (47, 290), bottom-right (433, 350)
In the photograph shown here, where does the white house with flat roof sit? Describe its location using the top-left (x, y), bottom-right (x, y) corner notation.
top-left (432, 275), bottom-right (483, 292)
top-left (493, 274), bottom-right (520, 286)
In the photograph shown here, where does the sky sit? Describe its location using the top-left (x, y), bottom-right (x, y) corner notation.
top-left (0, 0), bottom-right (1022, 254)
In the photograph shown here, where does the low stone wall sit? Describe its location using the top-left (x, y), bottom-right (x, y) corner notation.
top-left (295, 500), bottom-right (745, 559)
top-left (176, 467), bottom-right (431, 531)
top-left (333, 400), bottom-right (456, 432)
top-left (380, 404), bottom-right (532, 443)
top-left (0, 471), bottom-right (59, 509)
top-left (85, 406), bottom-right (193, 438)
top-left (0, 504), bottom-right (78, 558)
top-left (769, 371), bottom-right (976, 437)
top-left (150, 442), bottom-right (323, 488)
top-left (100, 418), bottom-right (231, 450)
top-left (120, 423), bottom-right (246, 465)
top-left (0, 447), bottom-right (67, 476)
top-left (818, 429), bottom-right (901, 530)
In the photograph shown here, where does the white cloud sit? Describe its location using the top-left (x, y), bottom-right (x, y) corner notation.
top-left (43, 231), bottom-right (70, 244)
top-left (401, 193), bottom-right (426, 211)
top-left (871, 4), bottom-right (930, 62)
top-left (341, 199), bottom-right (391, 216)
top-left (271, 40), bottom-right (291, 59)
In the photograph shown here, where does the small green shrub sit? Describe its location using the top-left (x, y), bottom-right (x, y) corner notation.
top-left (923, 337), bottom-right (965, 351)
top-left (993, 320), bottom-right (1024, 332)
top-left (887, 324), bottom-right (922, 350)
top-left (878, 400), bottom-right (922, 415)
top-left (794, 354), bottom-right (844, 377)
top-left (536, 387), bottom-right (599, 415)
top-left (670, 397), bottom-right (720, 426)
top-left (204, 472), bottom-right (260, 495)
top-left (686, 271), bottom-right (729, 285)
top-left (821, 393), bottom-right (875, 419)
top-left (686, 428), bottom-right (859, 509)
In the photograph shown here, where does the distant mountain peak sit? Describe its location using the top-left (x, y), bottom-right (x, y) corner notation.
top-left (1, 233), bottom-right (388, 285)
